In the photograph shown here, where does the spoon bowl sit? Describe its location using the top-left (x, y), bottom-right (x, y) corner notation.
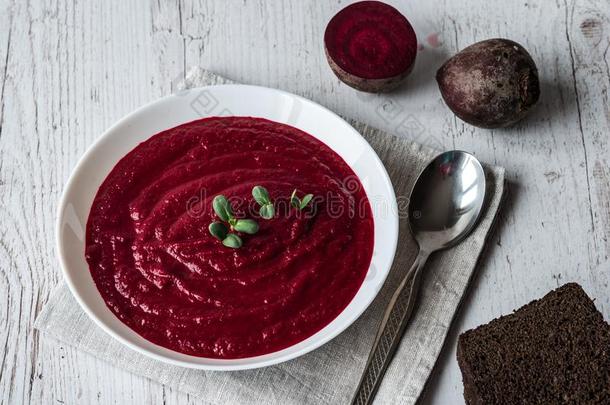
top-left (409, 151), bottom-right (486, 252)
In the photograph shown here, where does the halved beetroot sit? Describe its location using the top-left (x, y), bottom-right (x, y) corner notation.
top-left (324, 1), bottom-right (417, 93)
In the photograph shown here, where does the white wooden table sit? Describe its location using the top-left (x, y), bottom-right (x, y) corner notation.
top-left (1, 1), bottom-right (608, 403)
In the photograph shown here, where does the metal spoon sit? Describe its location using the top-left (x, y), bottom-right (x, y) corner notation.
top-left (351, 150), bottom-right (487, 405)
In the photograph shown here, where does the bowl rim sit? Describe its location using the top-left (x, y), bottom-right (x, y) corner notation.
top-left (57, 84), bottom-right (399, 370)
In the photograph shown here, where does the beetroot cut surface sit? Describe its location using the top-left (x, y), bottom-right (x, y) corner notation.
top-left (324, 1), bottom-right (417, 86)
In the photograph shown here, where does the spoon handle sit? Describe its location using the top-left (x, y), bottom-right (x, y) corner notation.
top-left (351, 251), bottom-right (430, 405)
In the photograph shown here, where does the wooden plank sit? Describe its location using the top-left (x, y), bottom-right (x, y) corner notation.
top-left (0, 0), bottom-right (12, 400)
top-left (0, 0), bottom-right (11, 128)
top-left (564, 0), bottom-right (610, 305)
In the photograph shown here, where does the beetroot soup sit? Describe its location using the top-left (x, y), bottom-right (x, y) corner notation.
top-left (86, 117), bottom-right (374, 358)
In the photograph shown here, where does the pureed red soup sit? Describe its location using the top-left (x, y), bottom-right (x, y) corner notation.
top-left (86, 117), bottom-right (374, 358)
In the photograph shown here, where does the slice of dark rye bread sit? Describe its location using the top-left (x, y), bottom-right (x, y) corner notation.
top-left (457, 283), bottom-right (610, 404)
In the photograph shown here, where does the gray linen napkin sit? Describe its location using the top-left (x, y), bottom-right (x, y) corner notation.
top-left (35, 69), bottom-right (505, 404)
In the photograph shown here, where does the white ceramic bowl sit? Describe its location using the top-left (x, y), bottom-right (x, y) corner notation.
top-left (57, 84), bottom-right (399, 370)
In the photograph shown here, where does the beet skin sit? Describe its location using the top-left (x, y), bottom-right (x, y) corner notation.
top-left (436, 38), bottom-right (540, 128)
top-left (324, 1), bottom-right (417, 93)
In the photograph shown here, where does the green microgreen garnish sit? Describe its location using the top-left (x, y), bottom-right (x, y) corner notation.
top-left (290, 189), bottom-right (314, 210)
top-left (209, 195), bottom-right (258, 248)
top-left (208, 221), bottom-right (228, 240)
top-left (222, 233), bottom-right (242, 248)
top-left (213, 195), bottom-right (233, 222)
top-left (208, 187), bottom-right (316, 248)
top-left (252, 186), bottom-right (275, 219)
top-left (258, 204), bottom-right (274, 219)
top-left (233, 219), bottom-right (259, 234)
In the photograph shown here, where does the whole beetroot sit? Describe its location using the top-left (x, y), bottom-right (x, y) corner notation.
top-left (436, 38), bottom-right (540, 128)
